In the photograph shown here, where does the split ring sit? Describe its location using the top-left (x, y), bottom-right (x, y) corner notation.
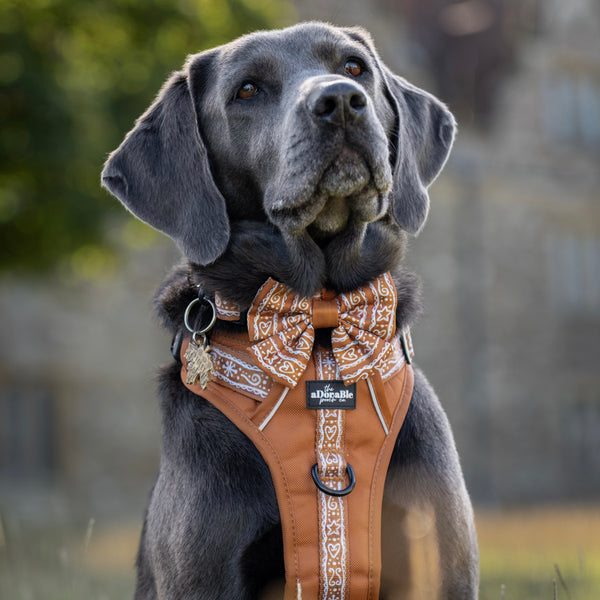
top-left (184, 295), bottom-right (217, 334)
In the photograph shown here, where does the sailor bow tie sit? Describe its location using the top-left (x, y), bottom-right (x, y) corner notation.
top-left (247, 272), bottom-right (398, 388)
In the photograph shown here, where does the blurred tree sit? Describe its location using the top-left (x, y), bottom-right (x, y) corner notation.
top-left (0, 0), bottom-right (292, 276)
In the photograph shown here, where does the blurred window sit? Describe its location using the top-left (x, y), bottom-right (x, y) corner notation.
top-left (564, 393), bottom-right (600, 487)
top-left (0, 386), bottom-right (56, 481)
top-left (546, 233), bottom-right (600, 316)
top-left (543, 71), bottom-right (600, 149)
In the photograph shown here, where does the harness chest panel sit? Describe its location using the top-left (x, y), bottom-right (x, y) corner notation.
top-left (181, 331), bottom-right (413, 600)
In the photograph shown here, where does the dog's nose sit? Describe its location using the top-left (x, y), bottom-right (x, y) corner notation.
top-left (307, 80), bottom-right (368, 127)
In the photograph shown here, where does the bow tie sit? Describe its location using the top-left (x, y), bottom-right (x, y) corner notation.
top-left (247, 272), bottom-right (397, 388)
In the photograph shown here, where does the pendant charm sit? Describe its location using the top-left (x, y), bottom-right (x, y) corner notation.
top-left (184, 334), bottom-right (214, 389)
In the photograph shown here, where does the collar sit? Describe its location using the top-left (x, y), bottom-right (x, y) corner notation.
top-left (177, 274), bottom-right (415, 391)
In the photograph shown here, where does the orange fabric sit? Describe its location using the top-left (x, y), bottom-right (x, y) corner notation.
top-left (180, 330), bottom-right (413, 600)
top-left (247, 272), bottom-right (398, 387)
top-left (214, 292), bottom-right (242, 321)
top-left (312, 297), bottom-right (340, 329)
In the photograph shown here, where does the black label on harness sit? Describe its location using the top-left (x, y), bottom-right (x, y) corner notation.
top-left (306, 381), bottom-right (356, 409)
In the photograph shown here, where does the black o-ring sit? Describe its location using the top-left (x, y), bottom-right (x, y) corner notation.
top-left (311, 463), bottom-right (356, 497)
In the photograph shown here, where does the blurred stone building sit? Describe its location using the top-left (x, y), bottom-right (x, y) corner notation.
top-left (0, 239), bottom-right (177, 522)
top-left (1, 0), bottom-right (599, 522)
top-left (375, 0), bottom-right (600, 503)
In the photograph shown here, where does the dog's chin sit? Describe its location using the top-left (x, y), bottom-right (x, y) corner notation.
top-left (308, 151), bottom-right (387, 239)
top-left (266, 148), bottom-right (390, 237)
top-left (319, 147), bottom-right (371, 198)
top-left (307, 186), bottom-right (384, 241)
top-left (308, 196), bottom-right (351, 238)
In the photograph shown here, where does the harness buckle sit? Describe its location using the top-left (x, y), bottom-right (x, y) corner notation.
top-left (400, 328), bottom-right (414, 365)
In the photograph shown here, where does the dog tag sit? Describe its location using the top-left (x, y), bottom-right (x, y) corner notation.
top-left (184, 336), bottom-right (214, 389)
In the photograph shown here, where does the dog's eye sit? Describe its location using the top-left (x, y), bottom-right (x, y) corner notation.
top-left (344, 59), bottom-right (363, 77)
top-left (237, 82), bottom-right (259, 99)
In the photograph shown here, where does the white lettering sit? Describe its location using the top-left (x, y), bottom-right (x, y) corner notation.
top-left (308, 383), bottom-right (355, 408)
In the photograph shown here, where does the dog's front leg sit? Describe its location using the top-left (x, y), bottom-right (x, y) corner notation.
top-left (380, 369), bottom-right (479, 599)
top-left (134, 371), bottom-right (283, 599)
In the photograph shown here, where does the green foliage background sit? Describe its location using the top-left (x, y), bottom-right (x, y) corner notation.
top-left (0, 0), bottom-right (292, 275)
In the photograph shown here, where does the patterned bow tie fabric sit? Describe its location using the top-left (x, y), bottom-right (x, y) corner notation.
top-left (247, 272), bottom-right (398, 387)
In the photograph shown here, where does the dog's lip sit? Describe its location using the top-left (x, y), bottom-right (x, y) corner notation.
top-left (266, 141), bottom-right (392, 233)
top-left (317, 147), bottom-right (371, 197)
top-left (344, 146), bottom-right (392, 197)
top-left (312, 144), bottom-right (391, 201)
top-left (308, 196), bottom-right (351, 238)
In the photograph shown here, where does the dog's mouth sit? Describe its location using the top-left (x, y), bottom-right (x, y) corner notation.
top-left (308, 147), bottom-right (388, 239)
top-left (266, 141), bottom-right (392, 238)
top-left (318, 147), bottom-right (371, 199)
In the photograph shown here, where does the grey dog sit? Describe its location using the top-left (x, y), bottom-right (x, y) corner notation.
top-left (102, 22), bottom-right (479, 600)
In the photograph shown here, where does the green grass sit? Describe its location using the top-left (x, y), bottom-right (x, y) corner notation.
top-left (0, 516), bottom-right (137, 600)
top-left (477, 506), bottom-right (600, 599)
top-left (1, 506), bottom-right (599, 599)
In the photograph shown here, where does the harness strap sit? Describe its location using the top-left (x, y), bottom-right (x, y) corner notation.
top-left (181, 331), bottom-right (413, 600)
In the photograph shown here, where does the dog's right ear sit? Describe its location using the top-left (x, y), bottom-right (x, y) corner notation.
top-left (101, 51), bottom-right (229, 265)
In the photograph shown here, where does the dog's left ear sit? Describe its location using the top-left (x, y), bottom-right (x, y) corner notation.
top-left (383, 69), bottom-right (456, 234)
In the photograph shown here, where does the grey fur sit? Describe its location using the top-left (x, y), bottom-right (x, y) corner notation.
top-left (102, 68), bottom-right (230, 265)
top-left (102, 22), bottom-right (478, 599)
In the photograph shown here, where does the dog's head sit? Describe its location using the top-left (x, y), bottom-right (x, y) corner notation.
top-left (102, 22), bottom-right (455, 268)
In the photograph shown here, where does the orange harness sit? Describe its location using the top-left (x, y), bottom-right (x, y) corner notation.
top-left (180, 327), bottom-right (413, 600)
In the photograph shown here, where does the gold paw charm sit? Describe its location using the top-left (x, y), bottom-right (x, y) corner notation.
top-left (184, 334), bottom-right (215, 389)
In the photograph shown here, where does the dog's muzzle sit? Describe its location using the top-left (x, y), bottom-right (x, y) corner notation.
top-left (265, 75), bottom-right (392, 236)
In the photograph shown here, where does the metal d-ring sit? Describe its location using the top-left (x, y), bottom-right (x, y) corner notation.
top-left (184, 295), bottom-right (217, 335)
top-left (311, 463), bottom-right (356, 497)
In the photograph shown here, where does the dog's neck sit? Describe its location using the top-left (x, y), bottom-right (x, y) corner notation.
top-left (154, 220), bottom-right (421, 337)
top-left (190, 218), bottom-right (410, 295)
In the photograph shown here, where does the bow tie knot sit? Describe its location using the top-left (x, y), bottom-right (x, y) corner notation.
top-left (247, 273), bottom-right (398, 387)
top-left (311, 294), bottom-right (340, 329)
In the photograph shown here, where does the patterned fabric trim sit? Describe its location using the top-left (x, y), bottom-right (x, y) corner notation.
top-left (205, 330), bottom-right (410, 403)
top-left (315, 349), bottom-right (350, 600)
top-left (210, 340), bottom-right (272, 400)
top-left (247, 272), bottom-right (398, 387)
top-left (214, 292), bottom-right (242, 321)
top-left (378, 336), bottom-right (407, 382)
